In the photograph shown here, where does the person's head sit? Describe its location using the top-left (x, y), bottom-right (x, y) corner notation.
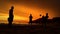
top-left (46, 13), bottom-right (48, 16)
top-left (30, 14), bottom-right (32, 16)
top-left (40, 14), bottom-right (41, 16)
top-left (11, 6), bottom-right (14, 9)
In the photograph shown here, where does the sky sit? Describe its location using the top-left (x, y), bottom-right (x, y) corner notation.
top-left (0, 0), bottom-right (60, 24)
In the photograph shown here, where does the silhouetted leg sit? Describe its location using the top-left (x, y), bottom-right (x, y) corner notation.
top-left (29, 22), bottom-right (31, 24)
top-left (8, 21), bottom-right (12, 27)
top-left (44, 22), bottom-right (46, 32)
top-left (8, 18), bottom-right (13, 27)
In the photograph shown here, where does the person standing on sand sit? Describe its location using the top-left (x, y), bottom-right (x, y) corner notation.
top-left (29, 14), bottom-right (33, 24)
top-left (8, 6), bottom-right (14, 26)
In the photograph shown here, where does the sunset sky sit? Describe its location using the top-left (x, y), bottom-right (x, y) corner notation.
top-left (0, 0), bottom-right (60, 24)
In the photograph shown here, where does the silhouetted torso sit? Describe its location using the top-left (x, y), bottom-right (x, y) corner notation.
top-left (9, 9), bottom-right (13, 17)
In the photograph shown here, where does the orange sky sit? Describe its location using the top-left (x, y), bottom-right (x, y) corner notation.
top-left (0, 0), bottom-right (59, 24)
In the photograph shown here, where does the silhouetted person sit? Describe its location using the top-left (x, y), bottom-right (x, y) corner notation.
top-left (41, 13), bottom-right (49, 23)
top-left (8, 6), bottom-right (14, 26)
top-left (44, 13), bottom-right (49, 32)
top-left (41, 15), bottom-right (45, 23)
top-left (41, 13), bottom-right (49, 32)
top-left (45, 13), bottom-right (49, 20)
top-left (29, 14), bottom-right (33, 24)
top-left (44, 13), bottom-right (49, 24)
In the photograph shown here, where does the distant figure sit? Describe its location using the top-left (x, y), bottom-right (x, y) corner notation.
top-left (45, 13), bottom-right (49, 19)
top-left (41, 15), bottom-right (45, 23)
top-left (8, 6), bottom-right (14, 26)
top-left (45, 13), bottom-right (49, 23)
top-left (41, 13), bottom-right (49, 23)
top-left (29, 14), bottom-right (33, 24)
top-left (41, 13), bottom-right (49, 32)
